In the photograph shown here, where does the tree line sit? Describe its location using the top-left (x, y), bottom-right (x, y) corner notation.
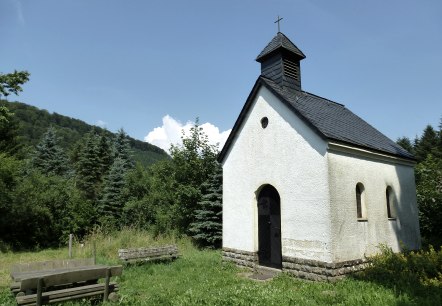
top-left (397, 121), bottom-right (442, 247)
top-left (0, 71), bottom-right (222, 250)
top-left (0, 100), bottom-right (169, 167)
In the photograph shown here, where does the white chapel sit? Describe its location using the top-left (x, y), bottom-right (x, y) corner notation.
top-left (218, 31), bottom-right (421, 280)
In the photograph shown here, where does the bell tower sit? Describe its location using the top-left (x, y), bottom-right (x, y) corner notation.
top-left (256, 32), bottom-right (305, 91)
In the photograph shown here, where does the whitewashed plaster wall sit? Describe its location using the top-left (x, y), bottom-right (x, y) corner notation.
top-left (327, 146), bottom-right (421, 262)
top-left (222, 86), bottom-right (333, 262)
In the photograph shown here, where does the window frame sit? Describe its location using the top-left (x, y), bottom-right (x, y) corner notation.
top-left (386, 186), bottom-right (397, 220)
top-left (356, 183), bottom-right (367, 221)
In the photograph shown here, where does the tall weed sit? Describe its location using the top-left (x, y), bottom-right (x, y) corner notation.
top-left (357, 244), bottom-right (442, 303)
top-left (71, 226), bottom-right (185, 263)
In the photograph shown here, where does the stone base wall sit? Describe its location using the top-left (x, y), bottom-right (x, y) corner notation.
top-left (222, 247), bottom-right (257, 268)
top-left (282, 256), bottom-right (368, 281)
top-left (222, 248), bottom-right (368, 281)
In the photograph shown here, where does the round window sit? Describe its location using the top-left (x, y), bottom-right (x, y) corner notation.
top-left (261, 117), bottom-right (269, 128)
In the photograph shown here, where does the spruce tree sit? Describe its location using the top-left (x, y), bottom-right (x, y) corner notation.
top-left (396, 136), bottom-right (414, 155)
top-left (189, 163), bottom-right (222, 248)
top-left (113, 128), bottom-right (134, 170)
top-left (32, 126), bottom-right (69, 176)
top-left (75, 131), bottom-right (103, 201)
top-left (98, 132), bottom-right (113, 176)
top-left (99, 157), bottom-right (127, 226)
top-left (415, 125), bottom-right (439, 161)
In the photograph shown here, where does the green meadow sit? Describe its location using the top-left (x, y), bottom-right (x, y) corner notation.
top-left (1, 229), bottom-right (441, 306)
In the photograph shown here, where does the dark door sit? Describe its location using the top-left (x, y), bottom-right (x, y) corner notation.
top-left (258, 185), bottom-right (282, 268)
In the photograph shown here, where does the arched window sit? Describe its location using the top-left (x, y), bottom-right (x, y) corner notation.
top-left (386, 186), bottom-right (396, 219)
top-left (356, 183), bottom-right (366, 220)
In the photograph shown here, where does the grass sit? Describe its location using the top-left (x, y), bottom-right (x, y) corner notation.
top-left (1, 230), bottom-right (441, 305)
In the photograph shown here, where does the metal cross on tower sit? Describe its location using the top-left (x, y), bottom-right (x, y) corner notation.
top-left (274, 15), bottom-right (283, 32)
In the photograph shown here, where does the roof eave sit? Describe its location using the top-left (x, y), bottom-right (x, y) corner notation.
top-left (217, 77), bottom-right (328, 163)
top-left (256, 47), bottom-right (306, 63)
top-left (327, 139), bottom-right (417, 164)
top-left (217, 77), bottom-right (265, 163)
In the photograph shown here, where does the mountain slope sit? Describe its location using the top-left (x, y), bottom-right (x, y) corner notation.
top-left (1, 100), bottom-right (169, 166)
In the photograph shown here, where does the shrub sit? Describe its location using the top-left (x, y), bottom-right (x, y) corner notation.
top-left (358, 245), bottom-right (442, 302)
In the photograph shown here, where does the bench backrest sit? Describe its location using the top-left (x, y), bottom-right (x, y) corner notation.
top-left (118, 244), bottom-right (178, 260)
top-left (11, 258), bottom-right (95, 273)
top-left (19, 265), bottom-right (122, 291)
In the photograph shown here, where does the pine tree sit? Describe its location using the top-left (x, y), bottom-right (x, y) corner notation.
top-left (99, 157), bottom-right (127, 226)
top-left (98, 132), bottom-right (113, 176)
top-left (189, 163), bottom-right (222, 248)
top-left (32, 126), bottom-right (69, 176)
top-left (396, 136), bottom-right (414, 155)
top-left (113, 128), bottom-right (134, 170)
top-left (415, 125), bottom-right (439, 162)
top-left (436, 117), bottom-right (442, 159)
top-left (75, 131), bottom-right (103, 201)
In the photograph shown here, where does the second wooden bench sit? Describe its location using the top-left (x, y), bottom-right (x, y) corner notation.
top-left (118, 244), bottom-right (179, 264)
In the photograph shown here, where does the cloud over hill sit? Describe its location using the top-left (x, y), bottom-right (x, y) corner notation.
top-left (145, 115), bottom-right (231, 153)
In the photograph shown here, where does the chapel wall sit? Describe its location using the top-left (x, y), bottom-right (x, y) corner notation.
top-left (327, 150), bottom-right (421, 262)
top-left (222, 86), bottom-right (333, 262)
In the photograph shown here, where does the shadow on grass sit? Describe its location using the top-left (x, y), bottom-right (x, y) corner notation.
top-left (350, 246), bottom-right (442, 305)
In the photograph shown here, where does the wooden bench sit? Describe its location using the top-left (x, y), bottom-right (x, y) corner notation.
top-left (118, 244), bottom-right (179, 264)
top-left (15, 265), bottom-right (122, 306)
top-left (10, 258), bottom-right (96, 295)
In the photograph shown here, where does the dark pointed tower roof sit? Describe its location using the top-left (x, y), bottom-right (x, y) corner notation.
top-left (256, 32), bottom-right (306, 62)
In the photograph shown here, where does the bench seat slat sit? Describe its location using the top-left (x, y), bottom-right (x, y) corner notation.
top-left (123, 254), bottom-right (178, 263)
top-left (12, 265), bottom-right (104, 282)
top-left (19, 266), bottom-right (122, 291)
top-left (119, 252), bottom-right (177, 260)
top-left (16, 282), bottom-right (118, 305)
top-left (11, 258), bottom-right (95, 274)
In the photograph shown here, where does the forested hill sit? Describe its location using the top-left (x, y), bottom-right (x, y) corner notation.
top-left (0, 100), bottom-right (169, 166)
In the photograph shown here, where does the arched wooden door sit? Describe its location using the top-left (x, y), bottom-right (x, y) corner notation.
top-left (257, 185), bottom-right (282, 268)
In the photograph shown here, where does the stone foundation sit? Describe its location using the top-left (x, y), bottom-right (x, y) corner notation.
top-left (282, 256), bottom-right (368, 281)
top-left (222, 248), bottom-right (368, 281)
top-left (222, 247), bottom-right (257, 268)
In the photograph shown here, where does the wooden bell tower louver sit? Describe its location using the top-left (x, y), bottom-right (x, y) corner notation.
top-left (256, 32), bottom-right (306, 91)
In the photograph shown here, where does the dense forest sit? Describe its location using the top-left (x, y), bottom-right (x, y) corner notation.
top-left (0, 71), bottom-right (222, 251)
top-left (0, 99), bottom-right (168, 167)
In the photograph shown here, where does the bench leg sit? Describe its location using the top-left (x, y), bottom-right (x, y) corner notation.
top-left (103, 268), bottom-right (110, 302)
top-left (36, 278), bottom-right (43, 306)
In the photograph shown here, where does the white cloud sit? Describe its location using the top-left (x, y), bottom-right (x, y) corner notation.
top-left (95, 120), bottom-right (107, 128)
top-left (144, 115), bottom-right (231, 153)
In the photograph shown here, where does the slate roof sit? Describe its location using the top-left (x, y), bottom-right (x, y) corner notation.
top-left (256, 32), bottom-right (306, 62)
top-left (218, 76), bottom-right (414, 162)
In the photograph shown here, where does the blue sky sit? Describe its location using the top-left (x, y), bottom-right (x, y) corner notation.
top-left (1, 0), bottom-right (441, 151)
